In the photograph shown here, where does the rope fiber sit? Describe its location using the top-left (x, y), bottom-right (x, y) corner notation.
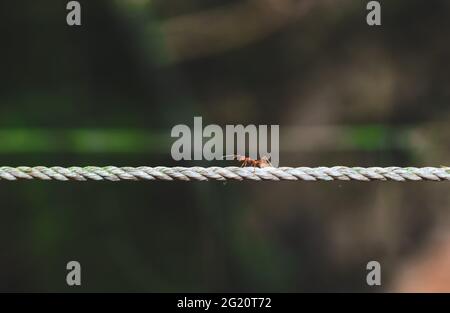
top-left (0, 166), bottom-right (449, 182)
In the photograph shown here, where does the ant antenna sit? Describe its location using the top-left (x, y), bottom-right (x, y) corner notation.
top-left (219, 154), bottom-right (239, 160)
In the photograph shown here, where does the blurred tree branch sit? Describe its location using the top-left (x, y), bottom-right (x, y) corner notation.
top-left (160, 0), bottom-right (324, 62)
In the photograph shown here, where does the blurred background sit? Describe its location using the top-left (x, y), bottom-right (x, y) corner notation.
top-left (0, 0), bottom-right (449, 292)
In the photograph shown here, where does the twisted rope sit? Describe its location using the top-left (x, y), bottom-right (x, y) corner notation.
top-left (0, 166), bottom-right (449, 182)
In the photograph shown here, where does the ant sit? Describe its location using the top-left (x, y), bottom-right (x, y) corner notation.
top-left (222, 154), bottom-right (273, 169)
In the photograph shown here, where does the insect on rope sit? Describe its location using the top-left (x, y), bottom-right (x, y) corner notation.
top-left (221, 154), bottom-right (273, 168)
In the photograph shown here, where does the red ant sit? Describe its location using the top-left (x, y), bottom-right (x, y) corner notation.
top-left (222, 154), bottom-right (273, 169)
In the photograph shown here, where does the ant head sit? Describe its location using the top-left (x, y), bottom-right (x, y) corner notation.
top-left (236, 155), bottom-right (246, 161)
top-left (261, 154), bottom-right (271, 161)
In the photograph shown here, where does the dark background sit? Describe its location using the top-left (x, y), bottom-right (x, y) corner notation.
top-left (0, 0), bottom-right (449, 292)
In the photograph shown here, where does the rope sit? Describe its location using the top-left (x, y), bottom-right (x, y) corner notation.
top-left (0, 166), bottom-right (449, 182)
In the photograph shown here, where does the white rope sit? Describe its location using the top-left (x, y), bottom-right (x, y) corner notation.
top-left (0, 166), bottom-right (449, 182)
